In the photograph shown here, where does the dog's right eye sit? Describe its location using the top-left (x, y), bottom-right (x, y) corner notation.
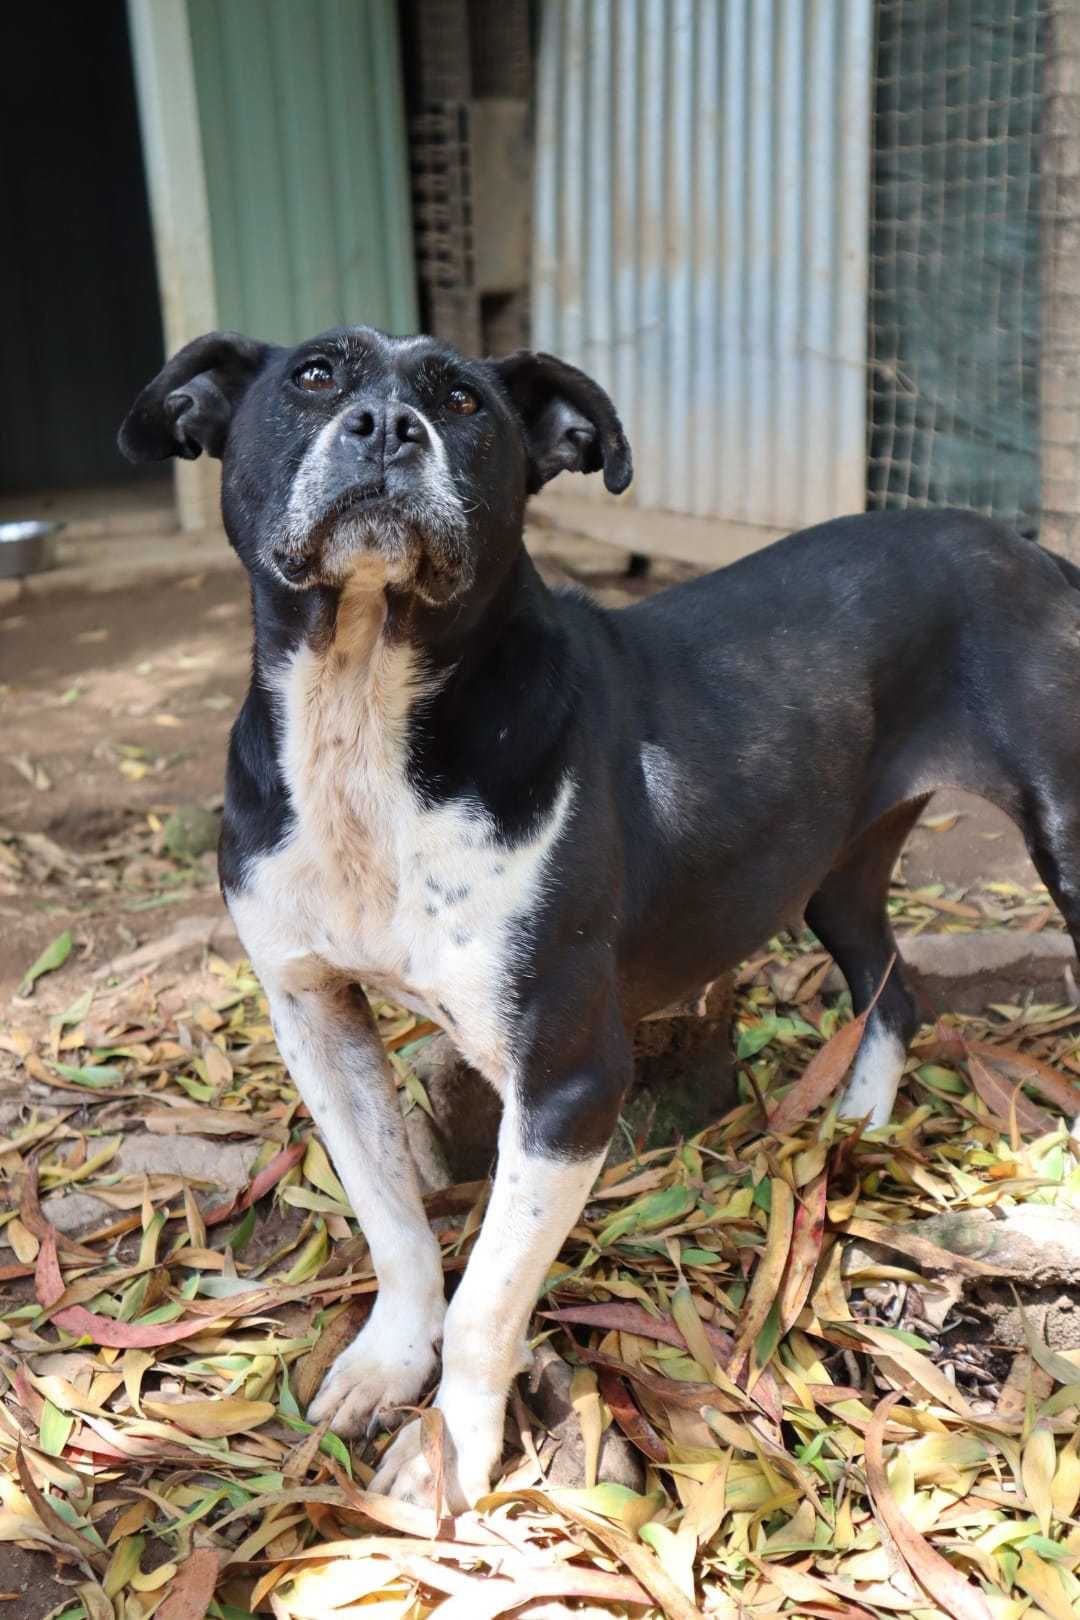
top-left (295, 361), bottom-right (336, 393)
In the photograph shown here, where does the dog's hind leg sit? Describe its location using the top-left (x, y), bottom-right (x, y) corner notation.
top-left (806, 798), bottom-right (929, 1127)
top-left (1016, 789), bottom-right (1080, 1132)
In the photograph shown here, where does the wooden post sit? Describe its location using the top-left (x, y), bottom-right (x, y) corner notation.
top-left (126, 0), bottom-right (220, 533)
top-left (1041, 3), bottom-right (1080, 560)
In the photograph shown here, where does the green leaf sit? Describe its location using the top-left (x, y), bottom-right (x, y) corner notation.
top-left (56, 987), bottom-right (93, 1028)
top-left (133, 1300), bottom-right (185, 1324)
top-left (104, 1534), bottom-right (146, 1598)
top-left (52, 1062), bottom-right (122, 1087)
top-left (173, 1071), bottom-right (216, 1102)
top-left (319, 1431), bottom-right (353, 1475)
top-left (737, 1018), bottom-right (778, 1059)
top-left (278, 1367), bottom-right (302, 1420)
top-left (916, 1063), bottom-right (966, 1096)
top-left (226, 1205), bottom-right (257, 1253)
top-left (196, 1275), bottom-right (262, 1299)
top-left (871, 1323), bottom-right (933, 1350)
top-left (39, 1398), bottom-right (74, 1457)
top-left (1019, 1535), bottom-right (1073, 1561)
top-left (283, 1223), bottom-right (329, 1282)
top-left (20, 929), bottom-right (73, 995)
top-left (753, 1298), bottom-right (783, 1372)
top-left (549, 1481), bottom-right (665, 1531)
top-left (597, 1185), bottom-right (693, 1247)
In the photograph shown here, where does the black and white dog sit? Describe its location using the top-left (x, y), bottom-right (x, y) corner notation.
top-left (121, 326), bottom-right (1080, 1508)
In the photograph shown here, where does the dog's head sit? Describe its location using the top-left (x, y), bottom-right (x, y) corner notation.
top-left (119, 327), bottom-right (632, 605)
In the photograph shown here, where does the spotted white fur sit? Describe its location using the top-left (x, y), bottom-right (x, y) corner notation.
top-left (230, 573), bottom-right (576, 1082)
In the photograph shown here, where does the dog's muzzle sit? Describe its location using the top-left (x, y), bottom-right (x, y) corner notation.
top-left (271, 397), bottom-right (467, 594)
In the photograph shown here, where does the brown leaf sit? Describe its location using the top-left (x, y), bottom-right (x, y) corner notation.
top-left (395, 1555), bottom-right (650, 1620)
top-left (777, 1170), bottom-right (828, 1333)
top-left (35, 1228), bottom-right (215, 1349)
top-left (965, 1040), bottom-right (1080, 1122)
top-left (20, 1159), bottom-right (100, 1261)
top-left (544, 1300), bottom-right (730, 1358)
top-left (768, 1013), bottom-right (868, 1134)
top-left (142, 1397), bottom-right (276, 1439)
top-left (731, 1178), bottom-right (795, 1380)
top-left (844, 1217), bottom-right (1007, 1278)
top-left (865, 1391), bottom-right (992, 1620)
top-left (966, 1052), bottom-right (1057, 1138)
top-left (202, 1137), bottom-right (306, 1226)
top-left (535, 1493), bottom-right (706, 1620)
top-left (141, 1107), bottom-right (268, 1136)
top-left (155, 1547), bottom-right (220, 1620)
top-left (15, 1447), bottom-right (107, 1573)
top-left (595, 1367), bottom-right (669, 1461)
top-left (293, 1297), bottom-right (371, 1411)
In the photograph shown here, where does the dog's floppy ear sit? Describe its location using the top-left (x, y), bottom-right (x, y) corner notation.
top-left (490, 350), bottom-right (632, 495)
top-left (118, 331), bottom-right (272, 463)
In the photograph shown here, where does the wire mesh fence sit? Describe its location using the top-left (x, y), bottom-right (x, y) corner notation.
top-left (867, 0), bottom-right (1047, 538)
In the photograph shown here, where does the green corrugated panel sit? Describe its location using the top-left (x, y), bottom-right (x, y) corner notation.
top-left (187, 0), bottom-right (417, 343)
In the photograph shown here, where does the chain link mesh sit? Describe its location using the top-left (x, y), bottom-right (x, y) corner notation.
top-left (868, 1), bottom-right (1047, 536)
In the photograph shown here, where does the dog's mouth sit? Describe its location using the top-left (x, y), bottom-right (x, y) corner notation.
top-left (309, 480), bottom-right (392, 538)
top-left (272, 481), bottom-right (407, 586)
top-left (336, 480), bottom-right (387, 513)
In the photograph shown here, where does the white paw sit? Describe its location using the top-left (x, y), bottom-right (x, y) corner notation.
top-left (307, 1304), bottom-right (443, 1437)
top-left (368, 1385), bottom-right (505, 1511)
top-left (838, 1027), bottom-right (907, 1127)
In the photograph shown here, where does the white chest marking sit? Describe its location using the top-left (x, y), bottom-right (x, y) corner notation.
top-left (228, 582), bottom-right (575, 1085)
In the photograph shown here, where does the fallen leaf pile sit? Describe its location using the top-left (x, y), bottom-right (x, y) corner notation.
top-left (2, 938), bottom-right (1080, 1620)
top-left (0, 810), bottom-right (217, 919)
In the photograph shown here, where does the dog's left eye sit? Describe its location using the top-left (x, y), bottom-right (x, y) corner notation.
top-left (446, 386), bottom-right (480, 416)
top-left (295, 361), bottom-right (336, 393)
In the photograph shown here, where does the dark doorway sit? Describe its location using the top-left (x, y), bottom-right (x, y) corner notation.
top-left (0, 2), bottom-right (165, 495)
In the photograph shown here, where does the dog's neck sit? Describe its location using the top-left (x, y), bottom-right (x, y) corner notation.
top-left (249, 536), bottom-right (544, 665)
top-left (246, 536), bottom-right (579, 838)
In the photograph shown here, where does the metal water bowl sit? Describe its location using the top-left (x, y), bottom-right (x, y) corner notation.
top-left (0, 520), bottom-right (63, 578)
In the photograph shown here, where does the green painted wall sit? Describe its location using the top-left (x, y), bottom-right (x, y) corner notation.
top-left (187, 0), bottom-right (417, 344)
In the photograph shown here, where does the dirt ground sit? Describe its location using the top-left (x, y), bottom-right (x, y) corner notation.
top-left (1, 566), bottom-right (249, 1000)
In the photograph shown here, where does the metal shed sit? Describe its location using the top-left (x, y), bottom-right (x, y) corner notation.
top-left (128, 0), bottom-right (417, 527)
top-left (531, 0), bottom-right (874, 566)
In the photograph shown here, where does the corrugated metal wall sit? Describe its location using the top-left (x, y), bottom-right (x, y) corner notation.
top-left (187, 0), bottom-right (417, 344)
top-left (533, 0), bottom-right (873, 533)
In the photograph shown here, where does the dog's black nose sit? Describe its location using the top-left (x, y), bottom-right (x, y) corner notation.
top-left (340, 401), bottom-right (429, 458)
top-left (273, 548), bottom-right (314, 583)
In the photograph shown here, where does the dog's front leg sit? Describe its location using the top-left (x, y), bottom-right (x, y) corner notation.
top-left (370, 1010), bottom-right (630, 1509)
top-left (260, 975), bottom-right (445, 1435)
